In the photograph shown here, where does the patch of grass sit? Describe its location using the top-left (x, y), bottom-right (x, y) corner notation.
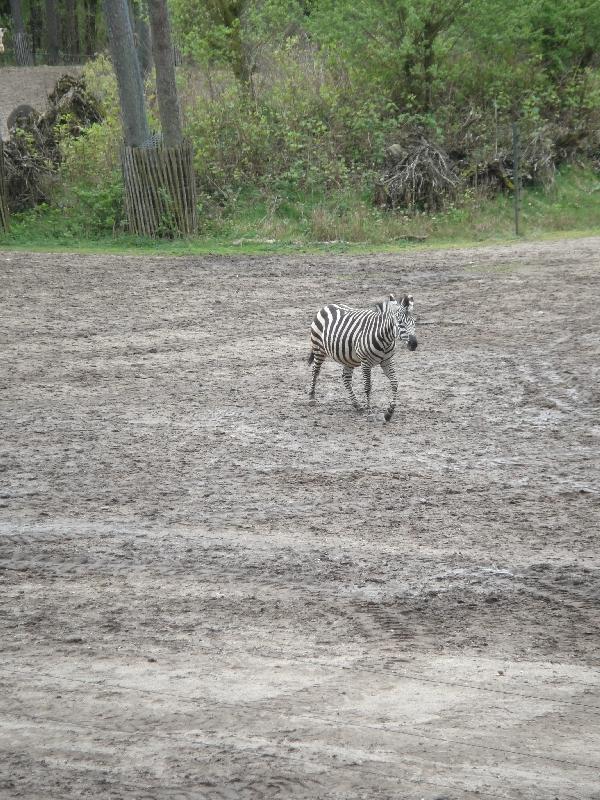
top-left (1, 166), bottom-right (599, 255)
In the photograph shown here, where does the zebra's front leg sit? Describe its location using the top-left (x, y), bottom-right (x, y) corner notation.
top-left (308, 353), bottom-right (325, 401)
top-left (381, 358), bottom-right (398, 422)
top-left (361, 362), bottom-right (373, 412)
top-left (342, 366), bottom-right (362, 412)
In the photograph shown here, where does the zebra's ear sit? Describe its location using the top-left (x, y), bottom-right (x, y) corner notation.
top-left (389, 293), bottom-right (396, 302)
top-left (402, 294), bottom-right (414, 309)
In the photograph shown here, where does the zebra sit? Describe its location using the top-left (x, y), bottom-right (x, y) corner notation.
top-left (308, 293), bottom-right (418, 421)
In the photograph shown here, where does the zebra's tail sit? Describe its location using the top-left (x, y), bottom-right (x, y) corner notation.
top-left (307, 351), bottom-right (315, 365)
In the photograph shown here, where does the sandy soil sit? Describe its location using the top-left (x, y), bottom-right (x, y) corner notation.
top-left (1, 238), bottom-right (599, 800)
top-left (0, 66), bottom-right (82, 140)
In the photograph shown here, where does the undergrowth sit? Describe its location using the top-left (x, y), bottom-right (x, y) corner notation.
top-left (2, 165), bottom-right (599, 253)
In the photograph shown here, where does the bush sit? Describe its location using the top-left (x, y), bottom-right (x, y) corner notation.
top-left (184, 45), bottom-right (396, 204)
top-left (3, 75), bottom-right (104, 212)
top-left (374, 135), bottom-right (462, 212)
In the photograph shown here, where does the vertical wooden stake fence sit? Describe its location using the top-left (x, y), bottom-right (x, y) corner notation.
top-left (122, 140), bottom-right (197, 237)
top-left (512, 121), bottom-right (521, 236)
top-left (0, 142), bottom-right (9, 233)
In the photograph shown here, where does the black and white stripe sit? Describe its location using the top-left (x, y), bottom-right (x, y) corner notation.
top-left (308, 293), bottom-right (418, 421)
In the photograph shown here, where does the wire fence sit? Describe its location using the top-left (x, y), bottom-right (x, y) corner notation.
top-left (0, 43), bottom-right (89, 67)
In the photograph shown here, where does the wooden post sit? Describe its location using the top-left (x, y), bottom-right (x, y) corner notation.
top-left (512, 121), bottom-right (520, 236)
top-left (0, 142), bottom-right (9, 233)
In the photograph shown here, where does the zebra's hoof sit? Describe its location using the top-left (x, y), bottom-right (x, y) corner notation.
top-left (384, 411), bottom-right (394, 422)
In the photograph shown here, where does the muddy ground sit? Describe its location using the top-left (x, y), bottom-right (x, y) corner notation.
top-left (1, 239), bottom-right (599, 800)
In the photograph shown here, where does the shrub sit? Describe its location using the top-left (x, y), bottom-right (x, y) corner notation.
top-left (375, 135), bottom-right (462, 212)
top-left (184, 44), bottom-right (396, 203)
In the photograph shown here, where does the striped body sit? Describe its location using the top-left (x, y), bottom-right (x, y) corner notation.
top-left (308, 294), bottom-right (417, 421)
top-left (310, 302), bottom-right (398, 367)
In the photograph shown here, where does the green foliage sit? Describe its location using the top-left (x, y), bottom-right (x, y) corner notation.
top-left (82, 55), bottom-right (122, 116)
top-left (67, 178), bottom-right (125, 236)
top-left (184, 45), bottom-right (397, 201)
top-left (306, 0), bottom-right (472, 112)
top-left (49, 121), bottom-right (124, 236)
top-left (170, 0), bottom-right (304, 84)
top-left (302, 0), bottom-right (600, 138)
top-left (5, 0), bottom-right (599, 244)
top-left (7, 174), bottom-right (125, 240)
top-left (172, 0), bottom-right (600, 219)
top-left (45, 62), bottom-right (126, 235)
top-left (3, 165), bottom-right (599, 250)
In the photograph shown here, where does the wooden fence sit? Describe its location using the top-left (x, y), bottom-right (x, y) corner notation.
top-left (0, 143), bottom-right (9, 233)
top-left (121, 140), bottom-right (197, 237)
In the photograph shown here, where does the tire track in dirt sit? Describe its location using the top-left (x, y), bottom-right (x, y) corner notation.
top-left (1, 239), bottom-right (600, 799)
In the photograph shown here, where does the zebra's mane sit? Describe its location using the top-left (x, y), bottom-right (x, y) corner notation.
top-left (375, 293), bottom-right (414, 315)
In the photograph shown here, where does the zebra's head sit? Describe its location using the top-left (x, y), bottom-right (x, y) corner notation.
top-left (389, 293), bottom-right (418, 351)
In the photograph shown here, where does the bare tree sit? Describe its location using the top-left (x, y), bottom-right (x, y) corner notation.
top-left (103, 0), bottom-right (150, 146)
top-left (147, 0), bottom-right (182, 146)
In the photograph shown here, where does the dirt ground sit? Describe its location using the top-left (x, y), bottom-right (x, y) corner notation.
top-left (0, 67), bottom-right (82, 140)
top-left (1, 238), bottom-right (599, 800)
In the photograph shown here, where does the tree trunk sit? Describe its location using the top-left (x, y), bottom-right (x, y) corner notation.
top-left (421, 21), bottom-right (436, 112)
top-left (63, 0), bottom-right (80, 62)
top-left (211, 0), bottom-right (252, 89)
top-left (84, 0), bottom-right (98, 56)
top-left (147, 0), bottom-right (182, 146)
top-left (9, 0), bottom-right (26, 37)
top-left (45, 0), bottom-right (61, 64)
top-left (125, 0), bottom-right (197, 236)
top-left (105, 0), bottom-right (195, 235)
top-left (9, 0), bottom-right (33, 64)
top-left (103, 0), bottom-right (150, 146)
top-left (135, 12), bottom-right (152, 77)
top-left (230, 22), bottom-right (252, 88)
top-left (30, 0), bottom-right (43, 57)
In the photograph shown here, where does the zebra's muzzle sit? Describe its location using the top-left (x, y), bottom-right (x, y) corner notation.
top-left (407, 336), bottom-right (418, 351)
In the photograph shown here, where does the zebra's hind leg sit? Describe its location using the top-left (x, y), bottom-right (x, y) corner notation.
top-left (342, 366), bottom-right (362, 412)
top-left (361, 363), bottom-right (373, 412)
top-left (308, 351), bottom-right (325, 401)
top-left (381, 358), bottom-right (399, 422)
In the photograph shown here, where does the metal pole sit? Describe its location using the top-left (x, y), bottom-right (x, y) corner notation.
top-left (494, 99), bottom-right (498, 159)
top-left (512, 121), bottom-right (520, 236)
top-left (0, 141), bottom-right (9, 233)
